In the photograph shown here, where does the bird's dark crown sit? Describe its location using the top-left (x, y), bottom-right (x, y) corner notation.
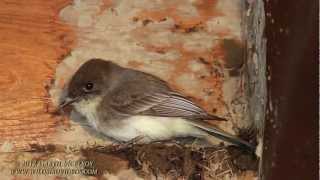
top-left (66, 58), bottom-right (121, 99)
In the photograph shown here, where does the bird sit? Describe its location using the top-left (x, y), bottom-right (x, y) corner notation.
top-left (58, 58), bottom-right (254, 152)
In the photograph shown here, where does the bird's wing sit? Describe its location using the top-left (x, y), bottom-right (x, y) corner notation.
top-left (140, 92), bottom-right (225, 120)
top-left (109, 83), bottom-right (225, 121)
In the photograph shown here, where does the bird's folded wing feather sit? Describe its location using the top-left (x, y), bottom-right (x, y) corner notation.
top-left (140, 92), bottom-right (210, 118)
top-left (110, 87), bottom-right (224, 120)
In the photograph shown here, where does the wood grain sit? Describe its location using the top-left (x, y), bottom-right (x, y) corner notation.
top-left (0, 0), bottom-right (75, 150)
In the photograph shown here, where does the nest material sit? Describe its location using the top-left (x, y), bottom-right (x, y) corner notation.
top-left (81, 141), bottom-right (258, 180)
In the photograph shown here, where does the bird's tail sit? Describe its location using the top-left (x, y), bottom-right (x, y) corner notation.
top-left (204, 114), bottom-right (227, 121)
top-left (188, 120), bottom-right (255, 152)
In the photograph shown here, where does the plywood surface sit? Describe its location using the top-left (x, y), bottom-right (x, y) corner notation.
top-left (0, 0), bottom-right (75, 150)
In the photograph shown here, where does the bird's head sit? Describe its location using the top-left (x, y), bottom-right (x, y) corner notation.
top-left (58, 58), bottom-right (118, 109)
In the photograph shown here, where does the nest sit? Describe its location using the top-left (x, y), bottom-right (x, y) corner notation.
top-left (81, 141), bottom-right (258, 180)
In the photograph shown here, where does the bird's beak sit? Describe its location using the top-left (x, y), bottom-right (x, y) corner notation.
top-left (58, 96), bottom-right (80, 111)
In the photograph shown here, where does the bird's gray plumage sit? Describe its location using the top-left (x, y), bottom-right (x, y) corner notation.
top-left (61, 58), bottom-right (255, 152)
top-left (106, 71), bottom-right (225, 121)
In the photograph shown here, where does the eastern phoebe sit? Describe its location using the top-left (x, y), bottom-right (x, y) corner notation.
top-left (59, 59), bottom-right (254, 151)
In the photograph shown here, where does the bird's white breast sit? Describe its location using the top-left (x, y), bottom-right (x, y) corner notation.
top-left (105, 116), bottom-right (205, 142)
top-left (72, 98), bottom-right (205, 142)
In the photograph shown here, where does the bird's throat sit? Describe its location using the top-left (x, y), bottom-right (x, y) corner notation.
top-left (72, 97), bottom-right (102, 130)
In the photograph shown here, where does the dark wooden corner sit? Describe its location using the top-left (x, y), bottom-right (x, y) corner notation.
top-left (262, 0), bottom-right (318, 179)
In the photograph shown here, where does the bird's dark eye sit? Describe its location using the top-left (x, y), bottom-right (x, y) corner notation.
top-left (83, 82), bottom-right (94, 92)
